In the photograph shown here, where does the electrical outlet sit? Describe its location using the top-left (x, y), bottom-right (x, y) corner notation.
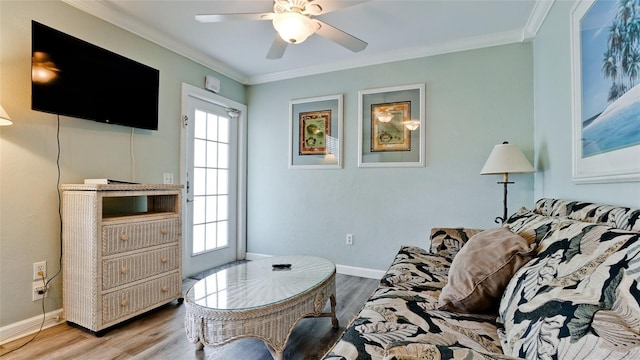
top-left (346, 233), bottom-right (353, 245)
top-left (33, 261), bottom-right (46, 280)
top-left (33, 281), bottom-right (48, 301)
top-left (163, 173), bottom-right (174, 184)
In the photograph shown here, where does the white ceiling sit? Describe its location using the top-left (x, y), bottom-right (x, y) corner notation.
top-left (63, 0), bottom-right (553, 85)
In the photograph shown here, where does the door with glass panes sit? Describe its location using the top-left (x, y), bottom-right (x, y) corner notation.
top-left (183, 93), bottom-right (238, 275)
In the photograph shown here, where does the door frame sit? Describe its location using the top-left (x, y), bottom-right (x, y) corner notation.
top-left (180, 82), bottom-right (247, 278)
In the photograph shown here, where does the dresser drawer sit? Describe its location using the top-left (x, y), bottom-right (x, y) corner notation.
top-left (102, 272), bottom-right (181, 324)
top-left (102, 218), bottom-right (179, 256)
top-left (102, 246), bottom-right (179, 290)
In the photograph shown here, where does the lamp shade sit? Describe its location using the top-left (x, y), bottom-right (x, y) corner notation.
top-left (0, 105), bottom-right (13, 126)
top-left (273, 12), bottom-right (315, 44)
top-left (481, 142), bottom-right (534, 175)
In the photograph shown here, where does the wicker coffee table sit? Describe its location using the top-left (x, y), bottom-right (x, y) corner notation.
top-left (184, 255), bottom-right (338, 360)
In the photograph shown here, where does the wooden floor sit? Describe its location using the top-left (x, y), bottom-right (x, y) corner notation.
top-left (0, 273), bottom-right (379, 360)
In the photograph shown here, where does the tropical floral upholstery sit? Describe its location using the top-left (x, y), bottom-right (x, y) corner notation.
top-left (429, 228), bottom-right (482, 259)
top-left (323, 199), bottom-right (640, 360)
top-left (325, 245), bottom-right (509, 360)
top-left (533, 198), bottom-right (640, 231)
top-left (498, 220), bottom-right (640, 359)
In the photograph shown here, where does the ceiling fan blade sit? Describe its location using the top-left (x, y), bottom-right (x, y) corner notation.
top-left (195, 13), bottom-right (274, 23)
top-left (314, 20), bottom-right (367, 53)
top-left (266, 35), bottom-right (288, 59)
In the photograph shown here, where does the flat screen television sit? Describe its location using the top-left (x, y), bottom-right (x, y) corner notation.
top-left (31, 21), bottom-right (160, 131)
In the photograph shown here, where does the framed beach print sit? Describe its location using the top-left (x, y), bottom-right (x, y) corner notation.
top-left (571, 0), bottom-right (640, 183)
top-left (289, 94), bottom-right (343, 169)
top-left (358, 83), bottom-right (425, 167)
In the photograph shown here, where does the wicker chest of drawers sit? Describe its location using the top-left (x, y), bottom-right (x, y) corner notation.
top-left (61, 184), bottom-right (183, 334)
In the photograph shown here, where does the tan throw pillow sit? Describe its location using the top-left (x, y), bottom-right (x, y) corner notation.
top-left (437, 227), bottom-right (536, 313)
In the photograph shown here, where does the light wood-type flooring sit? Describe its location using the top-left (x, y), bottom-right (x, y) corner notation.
top-left (0, 271), bottom-right (379, 360)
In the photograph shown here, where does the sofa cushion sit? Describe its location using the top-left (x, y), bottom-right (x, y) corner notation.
top-left (437, 227), bottom-right (536, 313)
top-left (380, 246), bottom-right (452, 305)
top-left (534, 198), bottom-right (640, 231)
top-left (323, 246), bottom-right (505, 360)
top-left (498, 220), bottom-right (640, 359)
top-left (325, 304), bottom-right (504, 360)
top-left (504, 207), bottom-right (561, 244)
top-left (382, 343), bottom-right (516, 360)
top-left (429, 228), bottom-right (483, 259)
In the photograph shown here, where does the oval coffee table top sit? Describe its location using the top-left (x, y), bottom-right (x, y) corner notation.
top-left (186, 255), bottom-right (335, 310)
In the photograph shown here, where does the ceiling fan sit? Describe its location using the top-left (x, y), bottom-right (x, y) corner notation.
top-left (195, 0), bottom-right (368, 59)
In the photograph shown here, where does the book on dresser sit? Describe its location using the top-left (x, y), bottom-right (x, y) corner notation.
top-left (83, 178), bottom-right (140, 185)
top-left (60, 183), bottom-right (184, 335)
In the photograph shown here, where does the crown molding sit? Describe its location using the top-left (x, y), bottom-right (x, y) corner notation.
top-left (62, 0), bottom-right (554, 86)
top-left (248, 28), bottom-right (526, 84)
top-left (62, 0), bottom-right (249, 84)
top-left (522, 0), bottom-right (555, 40)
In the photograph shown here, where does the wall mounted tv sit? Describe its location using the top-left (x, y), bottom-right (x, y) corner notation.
top-left (31, 21), bottom-right (160, 131)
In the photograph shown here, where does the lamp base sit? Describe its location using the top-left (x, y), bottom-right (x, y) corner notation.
top-left (495, 181), bottom-right (513, 224)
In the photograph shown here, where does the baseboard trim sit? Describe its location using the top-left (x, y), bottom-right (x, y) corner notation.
top-left (0, 308), bottom-right (65, 345)
top-left (335, 264), bottom-right (384, 279)
top-left (245, 252), bottom-right (272, 260)
top-left (245, 252), bottom-right (384, 279)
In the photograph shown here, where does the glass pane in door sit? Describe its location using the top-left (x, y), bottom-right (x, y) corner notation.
top-left (192, 109), bottom-right (230, 255)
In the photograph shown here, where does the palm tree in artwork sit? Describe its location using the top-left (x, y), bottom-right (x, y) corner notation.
top-left (602, 0), bottom-right (640, 102)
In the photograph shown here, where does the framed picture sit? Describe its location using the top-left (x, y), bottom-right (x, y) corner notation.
top-left (358, 83), bottom-right (425, 167)
top-left (371, 101), bottom-right (411, 152)
top-left (299, 110), bottom-right (331, 155)
top-left (289, 94), bottom-right (343, 169)
top-left (571, 0), bottom-right (640, 183)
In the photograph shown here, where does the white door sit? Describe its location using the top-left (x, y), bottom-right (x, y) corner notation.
top-left (181, 84), bottom-right (246, 276)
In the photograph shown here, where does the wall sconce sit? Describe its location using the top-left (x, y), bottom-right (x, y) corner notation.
top-left (481, 141), bottom-right (534, 224)
top-left (0, 105), bottom-right (13, 126)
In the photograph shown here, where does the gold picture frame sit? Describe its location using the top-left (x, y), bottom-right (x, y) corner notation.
top-left (371, 101), bottom-right (411, 152)
top-left (299, 110), bottom-right (331, 155)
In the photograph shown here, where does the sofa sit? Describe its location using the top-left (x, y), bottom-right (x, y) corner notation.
top-left (323, 198), bottom-right (640, 359)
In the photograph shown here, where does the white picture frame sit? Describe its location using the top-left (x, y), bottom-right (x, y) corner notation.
top-left (358, 83), bottom-right (426, 168)
top-left (289, 94), bottom-right (343, 169)
top-left (571, 0), bottom-right (640, 183)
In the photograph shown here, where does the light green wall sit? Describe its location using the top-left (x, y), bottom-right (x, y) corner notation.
top-left (0, 0), bottom-right (245, 326)
top-left (1, 0), bottom-right (538, 331)
top-left (4, 0), bottom-right (637, 337)
top-left (246, 43), bottom-right (534, 270)
top-left (533, 1), bottom-right (640, 207)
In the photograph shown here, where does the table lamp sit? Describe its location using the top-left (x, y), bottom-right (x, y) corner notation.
top-left (481, 141), bottom-right (534, 224)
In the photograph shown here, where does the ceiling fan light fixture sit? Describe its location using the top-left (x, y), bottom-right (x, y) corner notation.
top-left (273, 12), bottom-right (315, 44)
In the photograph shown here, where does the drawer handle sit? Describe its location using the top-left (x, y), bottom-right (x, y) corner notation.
top-left (160, 257), bottom-right (168, 264)
top-left (161, 286), bottom-right (169, 292)
top-left (160, 228), bottom-right (169, 235)
top-left (120, 267), bottom-right (129, 274)
top-left (119, 233), bottom-right (129, 241)
top-left (120, 299), bottom-right (129, 307)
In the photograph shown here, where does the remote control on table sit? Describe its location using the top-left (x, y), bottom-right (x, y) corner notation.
top-left (272, 263), bottom-right (291, 269)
